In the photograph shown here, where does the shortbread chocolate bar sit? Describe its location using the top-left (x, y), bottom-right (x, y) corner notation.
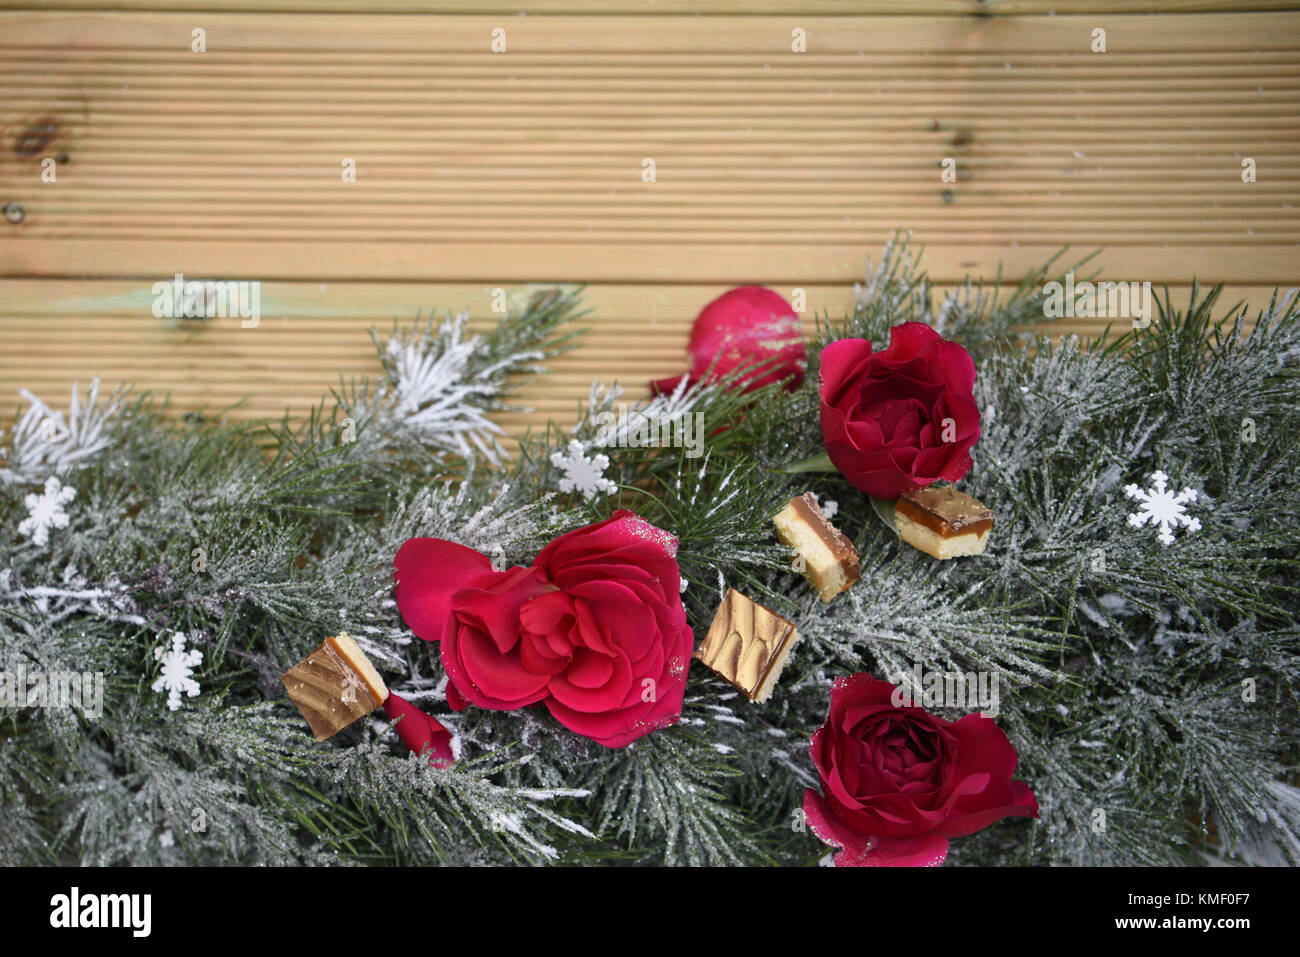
top-left (281, 633), bottom-right (389, 741)
top-left (895, 486), bottom-right (992, 559)
top-left (773, 492), bottom-right (860, 601)
top-left (695, 589), bottom-right (801, 703)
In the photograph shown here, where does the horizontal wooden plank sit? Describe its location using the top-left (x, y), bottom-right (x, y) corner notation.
top-left (3, 12), bottom-right (1298, 50)
top-left (1, 2), bottom-right (1296, 15)
top-left (2, 12), bottom-right (1296, 285)
top-left (1, 280), bottom-right (1288, 441)
top-left (3, 242), bottom-right (1296, 284)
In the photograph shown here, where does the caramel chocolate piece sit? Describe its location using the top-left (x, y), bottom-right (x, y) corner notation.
top-left (773, 492), bottom-right (860, 602)
top-left (281, 633), bottom-right (389, 741)
top-left (895, 486), bottom-right (993, 560)
top-left (695, 589), bottom-right (801, 703)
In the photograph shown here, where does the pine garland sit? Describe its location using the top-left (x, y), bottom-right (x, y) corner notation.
top-left (1, 240), bottom-right (1296, 866)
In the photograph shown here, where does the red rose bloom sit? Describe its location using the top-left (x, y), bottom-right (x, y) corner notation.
top-left (803, 673), bottom-right (1038, 867)
top-left (819, 323), bottom-right (980, 499)
top-left (393, 511), bottom-right (692, 748)
top-left (652, 286), bottom-right (805, 396)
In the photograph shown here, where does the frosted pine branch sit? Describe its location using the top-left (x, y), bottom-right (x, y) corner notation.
top-left (1, 377), bottom-right (122, 485)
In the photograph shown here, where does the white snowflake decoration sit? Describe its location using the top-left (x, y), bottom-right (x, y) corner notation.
top-left (17, 476), bottom-right (76, 547)
top-left (820, 497), bottom-right (839, 520)
top-left (1124, 470), bottom-right (1201, 546)
top-left (550, 440), bottom-right (617, 500)
top-left (151, 632), bottom-right (203, 711)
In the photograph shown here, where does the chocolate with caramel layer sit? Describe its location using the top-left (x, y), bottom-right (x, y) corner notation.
top-left (896, 486), bottom-right (993, 537)
top-left (773, 492), bottom-right (860, 602)
top-left (788, 493), bottom-right (859, 569)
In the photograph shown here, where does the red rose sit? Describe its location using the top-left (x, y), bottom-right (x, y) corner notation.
top-left (819, 323), bottom-right (979, 499)
top-left (652, 286), bottom-right (806, 396)
top-left (393, 511), bottom-right (692, 748)
top-left (802, 673), bottom-right (1038, 867)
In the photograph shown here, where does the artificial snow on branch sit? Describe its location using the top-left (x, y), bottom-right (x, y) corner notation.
top-left (0, 377), bottom-right (123, 485)
top-left (340, 288), bottom-right (582, 466)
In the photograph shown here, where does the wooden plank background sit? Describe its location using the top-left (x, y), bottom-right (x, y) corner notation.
top-left (1, 5), bottom-right (1297, 438)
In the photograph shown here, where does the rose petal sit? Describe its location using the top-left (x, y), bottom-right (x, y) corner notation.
top-left (828, 671), bottom-right (901, 711)
top-left (881, 322), bottom-right (942, 363)
top-left (566, 647), bottom-right (616, 689)
top-left (545, 622), bottom-right (691, 747)
top-left (383, 692), bottom-right (455, 768)
top-left (937, 450), bottom-right (975, 485)
top-left (453, 625), bottom-right (551, 709)
top-left (804, 789), bottom-right (950, 867)
top-left (804, 787), bottom-right (870, 855)
top-left (393, 538), bottom-right (494, 642)
top-left (819, 338), bottom-right (876, 408)
top-left (855, 832), bottom-right (949, 867)
top-left (445, 680), bottom-right (470, 712)
top-left (454, 566), bottom-right (551, 655)
top-left (937, 788), bottom-right (1039, 839)
top-left (932, 338), bottom-right (978, 394)
top-left (949, 713), bottom-right (1021, 781)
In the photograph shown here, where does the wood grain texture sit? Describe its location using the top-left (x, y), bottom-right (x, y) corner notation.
top-left (0, 10), bottom-right (1296, 436)
top-left (3, 2), bottom-right (1298, 14)
top-left (0, 279), bottom-right (1286, 442)
top-left (2, 12), bottom-right (1296, 284)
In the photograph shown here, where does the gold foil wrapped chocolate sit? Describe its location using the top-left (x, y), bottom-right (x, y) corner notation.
top-left (695, 589), bottom-right (801, 703)
top-left (281, 633), bottom-right (389, 741)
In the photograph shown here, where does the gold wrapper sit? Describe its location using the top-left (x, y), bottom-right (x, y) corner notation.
top-left (281, 633), bottom-right (388, 741)
top-left (695, 589), bottom-right (800, 704)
